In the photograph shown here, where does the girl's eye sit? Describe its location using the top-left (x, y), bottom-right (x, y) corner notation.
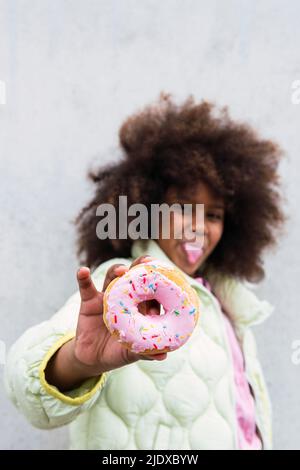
top-left (176, 203), bottom-right (190, 211)
top-left (207, 213), bottom-right (223, 221)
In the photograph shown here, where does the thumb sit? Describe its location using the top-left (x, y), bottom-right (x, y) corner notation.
top-left (77, 267), bottom-right (99, 302)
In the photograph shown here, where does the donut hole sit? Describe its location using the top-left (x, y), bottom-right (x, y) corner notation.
top-left (137, 299), bottom-right (165, 316)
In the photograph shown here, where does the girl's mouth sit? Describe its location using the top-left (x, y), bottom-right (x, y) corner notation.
top-left (180, 241), bottom-right (204, 265)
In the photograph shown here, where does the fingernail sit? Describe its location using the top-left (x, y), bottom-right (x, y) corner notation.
top-left (78, 266), bottom-right (90, 276)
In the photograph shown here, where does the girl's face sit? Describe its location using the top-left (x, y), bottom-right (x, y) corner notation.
top-left (157, 182), bottom-right (225, 276)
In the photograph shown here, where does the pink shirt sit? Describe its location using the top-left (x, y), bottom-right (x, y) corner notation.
top-left (195, 276), bottom-right (262, 450)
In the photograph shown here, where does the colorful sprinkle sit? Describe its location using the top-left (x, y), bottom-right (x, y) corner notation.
top-left (153, 344), bottom-right (158, 349)
top-left (174, 310), bottom-right (180, 316)
top-left (148, 283), bottom-right (156, 292)
top-left (121, 307), bottom-right (131, 314)
top-left (114, 315), bottom-right (117, 323)
top-left (139, 326), bottom-right (149, 332)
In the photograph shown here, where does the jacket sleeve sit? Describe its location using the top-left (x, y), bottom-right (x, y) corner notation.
top-left (4, 257), bottom-right (131, 429)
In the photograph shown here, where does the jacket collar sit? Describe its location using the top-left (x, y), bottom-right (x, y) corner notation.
top-left (131, 239), bottom-right (274, 328)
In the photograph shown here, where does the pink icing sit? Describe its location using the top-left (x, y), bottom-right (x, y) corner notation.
top-left (104, 260), bottom-right (198, 353)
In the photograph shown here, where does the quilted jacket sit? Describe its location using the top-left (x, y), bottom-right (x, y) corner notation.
top-left (4, 239), bottom-right (274, 450)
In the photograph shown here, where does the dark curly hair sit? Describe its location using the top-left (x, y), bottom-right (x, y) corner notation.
top-left (73, 92), bottom-right (287, 283)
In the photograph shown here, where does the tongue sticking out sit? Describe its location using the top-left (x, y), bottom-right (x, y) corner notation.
top-left (183, 242), bottom-right (204, 264)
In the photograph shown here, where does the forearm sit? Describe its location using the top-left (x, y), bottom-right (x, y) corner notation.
top-left (45, 338), bottom-right (104, 392)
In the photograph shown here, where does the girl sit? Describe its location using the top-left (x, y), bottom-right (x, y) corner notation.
top-left (5, 93), bottom-right (286, 450)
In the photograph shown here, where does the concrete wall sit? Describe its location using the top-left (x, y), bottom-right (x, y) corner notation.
top-left (0, 0), bottom-right (299, 449)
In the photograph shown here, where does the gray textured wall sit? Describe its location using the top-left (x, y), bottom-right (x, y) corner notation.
top-left (0, 0), bottom-right (299, 450)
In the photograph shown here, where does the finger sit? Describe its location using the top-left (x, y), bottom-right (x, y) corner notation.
top-left (77, 267), bottom-right (99, 302)
top-left (152, 353), bottom-right (167, 361)
top-left (138, 299), bottom-right (161, 316)
top-left (102, 263), bottom-right (129, 292)
top-left (143, 353), bottom-right (167, 361)
top-left (147, 299), bottom-right (161, 315)
top-left (125, 349), bottom-right (167, 364)
top-left (129, 254), bottom-right (154, 269)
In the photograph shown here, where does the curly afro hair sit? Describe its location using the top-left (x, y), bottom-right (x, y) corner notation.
top-left (74, 92), bottom-right (287, 283)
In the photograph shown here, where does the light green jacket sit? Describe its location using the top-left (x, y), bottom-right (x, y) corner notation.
top-left (4, 240), bottom-right (274, 449)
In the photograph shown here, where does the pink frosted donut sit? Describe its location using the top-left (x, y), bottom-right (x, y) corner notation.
top-left (103, 259), bottom-right (200, 355)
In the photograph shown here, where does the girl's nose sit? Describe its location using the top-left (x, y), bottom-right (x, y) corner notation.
top-left (191, 216), bottom-right (207, 239)
top-left (183, 206), bottom-right (207, 242)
